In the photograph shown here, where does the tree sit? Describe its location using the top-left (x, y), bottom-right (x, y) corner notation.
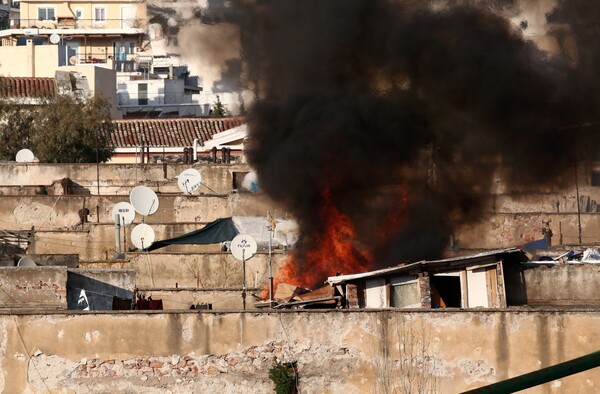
top-left (33, 95), bottom-right (114, 163)
top-left (0, 104), bottom-right (38, 160)
top-left (0, 94), bottom-right (114, 163)
top-left (209, 95), bottom-right (228, 118)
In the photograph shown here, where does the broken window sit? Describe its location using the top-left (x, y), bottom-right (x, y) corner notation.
top-left (430, 274), bottom-right (461, 308)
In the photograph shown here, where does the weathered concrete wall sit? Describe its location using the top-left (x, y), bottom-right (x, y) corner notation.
top-left (0, 267), bottom-right (67, 309)
top-left (67, 269), bottom-right (136, 311)
top-left (123, 252), bottom-right (288, 290)
top-left (136, 288), bottom-right (260, 310)
top-left (0, 193), bottom-right (277, 231)
top-left (0, 310), bottom-right (599, 393)
top-left (0, 163), bottom-right (249, 195)
top-left (523, 264), bottom-right (600, 306)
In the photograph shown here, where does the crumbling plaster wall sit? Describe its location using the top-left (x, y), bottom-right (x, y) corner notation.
top-left (0, 310), bottom-right (599, 393)
top-left (0, 267), bottom-right (67, 309)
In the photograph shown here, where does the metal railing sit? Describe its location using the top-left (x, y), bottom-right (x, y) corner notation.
top-left (9, 18), bottom-right (146, 30)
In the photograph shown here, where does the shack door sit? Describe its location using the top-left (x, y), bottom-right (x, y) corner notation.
top-left (466, 268), bottom-right (489, 307)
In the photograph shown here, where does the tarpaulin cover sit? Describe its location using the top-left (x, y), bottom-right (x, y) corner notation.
top-left (146, 217), bottom-right (238, 251)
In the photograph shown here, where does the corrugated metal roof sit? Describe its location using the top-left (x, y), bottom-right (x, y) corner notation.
top-left (0, 77), bottom-right (56, 98)
top-left (327, 248), bottom-right (525, 285)
top-left (110, 117), bottom-right (245, 148)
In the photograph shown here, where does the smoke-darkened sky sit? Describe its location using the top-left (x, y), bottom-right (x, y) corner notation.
top-left (197, 0), bottom-right (600, 278)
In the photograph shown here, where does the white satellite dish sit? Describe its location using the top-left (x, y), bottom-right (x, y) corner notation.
top-left (49, 33), bottom-right (60, 44)
top-left (15, 149), bottom-right (35, 163)
top-left (242, 171), bottom-right (259, 192)
top-left (230, 234), bottom-right (258, 261)
top-left (17, 256), bottom-right (37, 267)
top-left (69, 55), bottom-right (77, 65)
top-left (111, 202), bottom-right (136, 226)
top-left (130, 186), bottom-right (159, 216)
top-left (131, 223), bottom-right (155, 250)
top-left (177, 168), bottom-right (202, 194)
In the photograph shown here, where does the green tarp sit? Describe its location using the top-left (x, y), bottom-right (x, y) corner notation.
top-left (146, 217), bottom-right (238, 251)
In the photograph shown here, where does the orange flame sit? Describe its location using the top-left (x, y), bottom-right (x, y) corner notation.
top-left (269, 189), bottom-right (370, 295)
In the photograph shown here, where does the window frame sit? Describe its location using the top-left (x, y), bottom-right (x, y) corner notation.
top-left (37, 6), bottom-right (56, 21)
top-left (93, 6), bottom-right (107, 22)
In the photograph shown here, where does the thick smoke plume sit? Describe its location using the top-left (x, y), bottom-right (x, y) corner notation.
top-left (208, 0), bottom-right (599, 287)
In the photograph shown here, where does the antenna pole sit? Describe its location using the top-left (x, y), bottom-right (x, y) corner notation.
top-left (242, 250), bottom-right (247, 310)
top-left (268, 220), bottom-right (273, 307)
top-left (115, 214), bottom-right (121, 254)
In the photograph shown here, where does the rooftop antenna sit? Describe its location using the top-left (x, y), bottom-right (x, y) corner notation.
top-left (230, 234), bottom-right (258, 310)
top-left (111, 202), bottom-right (135, 256)
top-left (130, 186), bottom-right (159, 219)
top-left (177, 168), bottom-right (202, 194)
top-left (131, 223), bottom-right (155, 250)
top-left (15, 149), bottom-right (35, 163)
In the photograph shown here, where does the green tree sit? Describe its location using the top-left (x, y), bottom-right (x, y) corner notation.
top-left (0, 94), bottom-right (114, 163)
top-left (0, 104), bottom-right (38, 160)
top-left (210, 95), bottom-right (228, 118)
top-left (33, 95), bottom-right (114, 163)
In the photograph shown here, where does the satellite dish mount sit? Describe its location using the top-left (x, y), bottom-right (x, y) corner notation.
top-left (231, 234), bottom-right (258, 310)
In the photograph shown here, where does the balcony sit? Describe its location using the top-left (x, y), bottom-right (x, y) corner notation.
top-left (8, 17), bottom-right (146, 31)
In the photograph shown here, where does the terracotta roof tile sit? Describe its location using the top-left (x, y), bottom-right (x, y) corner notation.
top-left (0, 77), bottom-right (56, 98)
top-left (110, 117), bottom-right (245, 148)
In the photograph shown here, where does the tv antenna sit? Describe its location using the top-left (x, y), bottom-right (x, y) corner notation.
top-left (230, 234), bottom-right (258, 310)
top-left (15, 149), bottom-right (35, 163)
top-left (131, 223), bottom-right (155, 250)
top-left (177, 168), bottom-right (202, 195)
top-left (112, 202), bottom-right (135, 255)
top-left (130, 186), bottom-right (159, 218)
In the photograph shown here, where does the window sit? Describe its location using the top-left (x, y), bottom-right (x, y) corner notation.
top-left (389, 277), bottom-right (420, 308)
top-left (94, 7), bottom-right (106, 22)
top-left (138, 83), bottom-right (148, 105)
top-left (74, 9), bottom-right (83, 19)
top-left (38, 7), bottom-right (55, 20)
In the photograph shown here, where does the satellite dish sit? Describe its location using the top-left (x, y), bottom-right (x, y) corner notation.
top-left (15, 149), bottom-right (35, 163)
top-left (130, 186), bottom-right (159, 216)
top-left (131, 223), bottom-right (155, 250)
top-left (111, 202), bottom-right (136, 226)
top-left (230, 234), bottom-right (258, 261)
top-left (69, 55), bottom-right (77, 65)
top-left (242, 172), bottom-right (259, 192)
top-left (49, 33), bottom-right (60, 44)
top-left (177, 168), bottom-right (202, 194)
top-left (17, 256), bottom-right (37, 267)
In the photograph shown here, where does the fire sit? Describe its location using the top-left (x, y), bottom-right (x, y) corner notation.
top-left (269, 189), bottom-right (370, 295)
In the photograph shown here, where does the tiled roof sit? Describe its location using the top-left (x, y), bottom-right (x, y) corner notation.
top-left (110, 117), bottom-right (246, 148)
top-left (0, 77), bottom-right (56, 98)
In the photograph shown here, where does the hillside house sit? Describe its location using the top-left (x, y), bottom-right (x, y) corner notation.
top-left (0, 0), bottom-right (147, 68)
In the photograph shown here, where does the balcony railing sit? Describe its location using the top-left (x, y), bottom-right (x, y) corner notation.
top-left (10, 18), bottom-right (146, 30)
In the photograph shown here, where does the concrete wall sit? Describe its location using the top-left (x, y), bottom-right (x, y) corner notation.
top-left (0, 163), bottom-right (247, 195)
top-left (67, 268), bottom-right (136, 310)
top-left (523, 264), bottom-right (600, 306)
top-left (0, 267), bottom-right (67, 309)
top-left (0, 42), bottom-right (60, 77)
top-left (0, 310), bottom-right (599, 393)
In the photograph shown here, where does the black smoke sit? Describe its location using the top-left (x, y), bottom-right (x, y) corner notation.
top-left (212, 0), bottom-right (598, 278)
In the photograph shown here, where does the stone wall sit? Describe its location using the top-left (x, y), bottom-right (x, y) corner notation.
top-left (0, 310), bottom-right (599, 393)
